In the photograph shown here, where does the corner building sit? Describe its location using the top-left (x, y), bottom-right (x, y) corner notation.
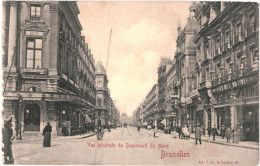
top-left (2, 1), bottom-right (96, 136)
top-left (193, 2), bottom-right (259, 141)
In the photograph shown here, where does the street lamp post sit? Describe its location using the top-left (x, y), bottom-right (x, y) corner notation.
top-left (17, 96), bottom-right (22, 140)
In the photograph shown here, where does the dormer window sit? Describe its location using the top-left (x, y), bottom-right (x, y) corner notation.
top-left (30, 5), bottom-right (41, 21)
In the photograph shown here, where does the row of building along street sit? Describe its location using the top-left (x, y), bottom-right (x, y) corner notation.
top-left (2, 1), bottom-right (120, 139)
top-left (133, 2), bottom-right (259, 142)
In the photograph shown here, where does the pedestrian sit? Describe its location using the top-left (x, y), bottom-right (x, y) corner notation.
top-left (225, 127), bottom-right (232, 143)
top-left (205, 129), bottom-right (210, 142)
top-left (43, 122), bottom-right (52, 147)
top-left (2, 119), bottom-right (15, 164)
top-left (207, 127), bottom-right (211, 138)
top-left (79, 125), bottom-right (83, 135)
top-left (195, 125), bottom-right (202, 145)
top-left (177, 126), bottom-right (181, 139)
top-left (220, 125), bottom-right (225, 139)
top-left (202, 127), bottom-right (205, 136)
top-left (212, 125), bottom-right (217, 141)
top-left (62, 125), bottom-right (68, 136)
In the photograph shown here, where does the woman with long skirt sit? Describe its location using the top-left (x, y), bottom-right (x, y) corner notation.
top-left (43, 122), bottom-right (52, 147)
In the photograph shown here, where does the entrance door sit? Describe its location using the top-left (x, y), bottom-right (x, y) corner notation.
top-left (24, 103), bottom-right (40, 132)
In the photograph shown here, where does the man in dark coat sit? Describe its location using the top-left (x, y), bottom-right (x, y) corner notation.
top-left (2, 120), bottom-right (14, 164)
top-left (207, 127), bottom-right (211, 137)
top-left (220, 125), bottom-right (225, 139)
top-left (195, 125), bottom-right (202, 145)
top-left (43, 122), bottom-right (52, 147)
top-left (62, 126), bottom-right (68, 136)
top-left (212, 125), bottom-right (217, 141)
top-left (176, 127), bottom-right (181, 139)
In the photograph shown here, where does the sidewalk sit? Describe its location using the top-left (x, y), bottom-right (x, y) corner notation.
top-left (151, 129), bottom-right (259, 150)
top-left (190, 133), bottom-right (259, 150)
top-left (13, 131), bottom-right (97, 143)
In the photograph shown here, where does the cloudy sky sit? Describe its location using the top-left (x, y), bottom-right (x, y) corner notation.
top-left (78, 1), bottom-right (192, 117)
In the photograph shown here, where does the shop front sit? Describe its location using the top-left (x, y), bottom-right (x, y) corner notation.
top-left (195, 110), bottom-right (203, 127)
top-left (215, 106), bottom-right (231, 130)
top-left (241, 105), bottom-right (259, 141)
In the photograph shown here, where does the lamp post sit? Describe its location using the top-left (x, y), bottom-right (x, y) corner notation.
top-left (17, 95), bottom-right (22, 140)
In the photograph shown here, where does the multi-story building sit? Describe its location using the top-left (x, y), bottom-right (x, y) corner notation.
top-left (174, 3), bottom-right (199, 131)
top-left (143, 84), bottom-right (159, 128)
top-left (165, 60), bottom-right (178, 128)
top-left (95, 61), bottom-right (112, 127)
top-left (108, 99), bottom-right (120, 126)
top-left (2, 1), bottom-right (96, 136)
top-left (133, 104), bottom-right (143, 126)
top-left (157, 57), bottom-right (173, 127)
top-left (193, 2), bottom-right (259, 141)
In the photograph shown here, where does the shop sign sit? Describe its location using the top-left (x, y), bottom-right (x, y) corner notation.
top-left (22, 68), bottom-right (47, 75)
top-left (212, 75), bottom-right (258, 93)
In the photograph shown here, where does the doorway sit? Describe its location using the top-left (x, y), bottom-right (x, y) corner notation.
top-left (24, 103), bottom-right (41, 132)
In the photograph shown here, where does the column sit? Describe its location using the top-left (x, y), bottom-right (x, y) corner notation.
top-left (211, 107), bottom-right (217, 127)
top-left (230, 106), bottom-right (235, 130)
top-left (7, 2), bottom-right (18, 67)
top-left (204, 109), bottom-right (208, 128)
top-left (2, 2), bottom-right (7, 66)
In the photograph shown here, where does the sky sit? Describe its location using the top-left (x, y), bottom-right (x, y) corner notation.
top-left (78, 1), bottom-right (192, 117)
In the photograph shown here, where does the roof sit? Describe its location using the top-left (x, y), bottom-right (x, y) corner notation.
top-left (95, 61), bottom-right (106, 74)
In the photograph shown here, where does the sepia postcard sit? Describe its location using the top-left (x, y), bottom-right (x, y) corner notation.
top-left (1, 1), bottom-right (259, 165)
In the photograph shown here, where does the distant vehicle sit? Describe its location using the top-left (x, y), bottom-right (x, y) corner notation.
top-left (124, 123), bottom-right (127, 128)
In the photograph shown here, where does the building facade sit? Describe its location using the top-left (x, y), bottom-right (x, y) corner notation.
top-left (2, 1), bottom-right (96, 137)
top-left (174, 3), bottom-right (199, 132)
top-left (143, 84), bottom-right (159, 128)
top-left (165, 61), bottom-right (178, 128)
top-left (193, 2), bottom-right (259, 141)
top-left (95, 61), bottom-right (112, 127)
top-left (157, 57), bottom-right (174, 127)
top-left (133, 2), bottom-right (259, 142)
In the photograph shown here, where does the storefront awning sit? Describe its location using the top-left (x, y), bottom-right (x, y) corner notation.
top-left (160, 119), bottom-right (166, 126)
top-left (85, 114), bottom-right (92, 123)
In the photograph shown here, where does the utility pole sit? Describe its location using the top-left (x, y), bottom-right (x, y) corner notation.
top-left (105, 28), bottom-right (112, 72)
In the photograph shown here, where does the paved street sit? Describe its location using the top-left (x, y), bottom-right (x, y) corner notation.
top-left (13, 127), bottom-right (258, 165)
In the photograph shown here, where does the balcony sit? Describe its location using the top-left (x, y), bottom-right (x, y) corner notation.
top-left (212, 66), bottom-right (258, 87)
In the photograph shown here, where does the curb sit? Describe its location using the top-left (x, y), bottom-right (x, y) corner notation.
top-left (150, 129), bottom-right (258, 150)
top-left (189, 136), bottom-right (259, 150)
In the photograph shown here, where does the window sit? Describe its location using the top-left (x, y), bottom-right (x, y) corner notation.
top-left (26, 38), bottom-right (42, 68)
top-left (30, 5), bottom-right (41, 21)
top-left (97, 81), bottom-right (103, 88)
top-left (250, 48), bottom-right (255, 65)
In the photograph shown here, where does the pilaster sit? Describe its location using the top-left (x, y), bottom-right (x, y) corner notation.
top-left (7, 1), bottom-right (18, 68)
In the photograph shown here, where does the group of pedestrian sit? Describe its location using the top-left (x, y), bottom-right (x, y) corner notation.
top-left (195, 125), bottom-right (232, 145)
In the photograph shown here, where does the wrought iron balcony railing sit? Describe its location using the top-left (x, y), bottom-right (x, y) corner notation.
top-left (212, 66), bottom-right (257, 86)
